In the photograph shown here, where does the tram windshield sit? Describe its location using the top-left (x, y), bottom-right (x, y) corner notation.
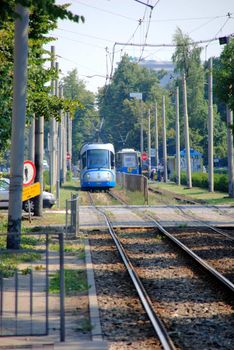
top-left (123, 153), bottom-right (137, 167)
top-left (87, 149), bottom-right (109, 169)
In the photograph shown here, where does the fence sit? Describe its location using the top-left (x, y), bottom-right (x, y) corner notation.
top-left (116, 172), bottom-right (148, 204)
top-left (65, 194), bottom-right (79, 238)
top-left (0, 231), bottom-right (65, 341)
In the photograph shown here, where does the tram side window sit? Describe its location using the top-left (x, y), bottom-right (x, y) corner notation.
top-left (111, 152), bottom-right (115, 169)
top-left (82, 152), bottom-right (86, 168)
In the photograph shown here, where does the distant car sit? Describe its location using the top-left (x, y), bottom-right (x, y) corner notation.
top-left (43, 160), bottom-right (49, 170)
top-left (0, 178), bottom-right (55, 212)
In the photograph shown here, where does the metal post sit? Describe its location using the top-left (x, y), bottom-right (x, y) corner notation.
top-left (59, 233), bottom-right (65, 342)
top-left (175, 87), bottom-right (181, 185)
top-left (182, 73), bottom-right (192, 188)
top-left (162, 96), bottom-right (168, 182)
top-left (28, 116), bottom-right (35, 162)
top-left (208, 57), bottom-right (214, 192)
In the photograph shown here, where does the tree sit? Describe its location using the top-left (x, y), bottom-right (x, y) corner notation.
top-left (62, 69), bottom-right (99, 163)
top-left (214, 38), bottom-right (234, 125)
top-left (172, 28), bottom-right (226, 163)
top-left (4, 1), bottom-right (84, 249)
top-left (97, 54), bottom-right (166, 153)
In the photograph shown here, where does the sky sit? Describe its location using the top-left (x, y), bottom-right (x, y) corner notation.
top-left (49, 0), bottom-right (234, 94)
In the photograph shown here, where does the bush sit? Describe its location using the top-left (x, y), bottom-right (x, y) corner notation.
top-left (172, 171), bottom-right (228, 192)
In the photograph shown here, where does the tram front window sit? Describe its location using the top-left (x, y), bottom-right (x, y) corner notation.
top-left (123, 153), bottom-right (137, 167)
top-left (87, 149), bottom-right (109, 169)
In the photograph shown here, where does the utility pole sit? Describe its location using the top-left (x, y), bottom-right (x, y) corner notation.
top-left (34, 115), bottom-right (44, 216)
top-left (208, 57), bottom-right (214, 192)
top-left (148, 109), bottom-right (151, 176)
top-left (140, 99), bottom-right (144, 153)
top-left (226, 108), bottom-right (234, 197)
top-left (49, 46), bottom-right (56, 192)
top-left (67, 112), bottom-right (72, 172)
top-left (7, 4), bottom-right (29, 249)
top-left (55, 62), bottom-right (60, 207)
top-left (63, 111), bottom-right (67, 182)
top-left (162, 96), bottom-right (168, 182)
top-left (182, 73), bottom-right (192, 188)
top-left (154, 102), bottom-right (159, 168)
top-left (175, 86), bottom-right (181, 185)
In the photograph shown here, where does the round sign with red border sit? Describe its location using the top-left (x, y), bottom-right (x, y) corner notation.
top-left (23, 160), bottom-right (36, 186)
top-left (141, 152), bottom-right (148, 161)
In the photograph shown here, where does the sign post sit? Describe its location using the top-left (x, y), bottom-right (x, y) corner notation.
top-left (23, 160), bottom-right (36, 222)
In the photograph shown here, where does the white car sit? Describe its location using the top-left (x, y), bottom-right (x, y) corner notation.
top-left (0, 178), bottom-right (55, 212)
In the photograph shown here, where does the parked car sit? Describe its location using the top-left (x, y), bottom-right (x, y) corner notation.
top-left (0, 178), bottom-right (55, 212)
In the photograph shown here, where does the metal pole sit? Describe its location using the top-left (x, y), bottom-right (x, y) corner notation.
top-left (208, 57), bottom-right (214, 192)
top-left (55, 63), bottom-right (60, 207)
top-left (162, 96), bottom-right (168, 182)
top-left (175, 87), bottom-right (181, 185)
top-left (7, 4), bottom-right (29, 249)
top-left (226, 108), bottom-right (234, 197)
top-left (59, 233), bottom-right (65, 342)
top-left (154, 102), bottom-right (159, 168)
top-left (28, 116), bottom-right (35, 162)
top-left (182, 73), bottom-right (192, 188)
top-left (148, 109), bottom-right (151, 176)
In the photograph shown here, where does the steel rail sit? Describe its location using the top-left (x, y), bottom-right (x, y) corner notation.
top-left (175, 206), bottom-right (234, 242)
top-left (148, 188), bottom-right (234, 241)
top-left (145, 213), bottom-right (234, 294)
top-left (96, 207), bottom-right (177, 350)
top-left (87, 193), bottom-right (176, 349)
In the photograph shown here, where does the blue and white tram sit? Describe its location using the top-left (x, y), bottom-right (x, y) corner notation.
top-left (116, 148), bottom-right (142, 175)
top-left (80, 143), bottom-right (116, 190)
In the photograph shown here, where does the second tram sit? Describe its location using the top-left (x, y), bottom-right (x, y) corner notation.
top-left (116, 148), bottom-right (142, 175)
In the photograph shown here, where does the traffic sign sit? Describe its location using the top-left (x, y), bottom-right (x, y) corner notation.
top-left (22, 182), bottom-right (41, 201)
top-left (23, 160), bottom-right (36, 186)
top-left (141, 152), bottom-right (148, 161)
top-left (66, 153), bottom-right (71, 160)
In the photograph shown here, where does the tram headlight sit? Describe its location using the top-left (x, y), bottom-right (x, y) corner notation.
top-left (106, 172), bottom-right (111, 180)
top-left (85, 173), bottom-right (90, 180)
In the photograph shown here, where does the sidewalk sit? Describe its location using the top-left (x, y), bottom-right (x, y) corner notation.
top-left (0, 235), bottom-right (108, 350)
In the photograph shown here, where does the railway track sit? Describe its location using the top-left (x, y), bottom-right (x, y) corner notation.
top-left (86, 190), bottom-right (234, 349)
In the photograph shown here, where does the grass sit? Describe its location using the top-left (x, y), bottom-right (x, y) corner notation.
top-left (49, 268), bottom-right (89, 295)
top-left (50, 242), bottom-right (85, 259)
top-left (151, 181), bottom-right (234, 205)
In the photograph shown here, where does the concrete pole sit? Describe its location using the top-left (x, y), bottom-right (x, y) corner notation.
top-left (162, 96), bottom-right (168, 182)
top-left (55, 62), bottom-right (60, 207)
top-left (49, 46), bottom-right (56, 192)
top-left (34, 116), bottom-right (44, 217)
top-left (208, 57), bottom-right (214, 192)
top-left (154, 102), bottom-right (159, 168)
top-left (7, 4), bottom-right (29, 249)
top-left (67, 113), bottom-right (72, 172)
top-left (226, 108), bottom-right (234, 197)
top-left (140, 99), bottom-right (144, 153)
top-left (182, 73), bottom-right (192, 188)
top-left (63, 112), bottom-right (67, 182)
top-left (148, 109), bottom-right (151, 177)
top-left (28, 116), bottom-right (35, 162)
top-left (175, 87), bottom-right (181, 185)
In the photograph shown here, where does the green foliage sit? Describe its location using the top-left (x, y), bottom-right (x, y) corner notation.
top-left (214, 38), bottom-right (234, 113)
top-left (0, 1), bottom-right (84, 154)
top-left (171, 171), bottom-right (228, 192)
top-left (62, 69), bottom-right (98, 162)
top-left (49, 269), bottom-right (89, 294)
top-left (98, 54), bottom-right (165, 151)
